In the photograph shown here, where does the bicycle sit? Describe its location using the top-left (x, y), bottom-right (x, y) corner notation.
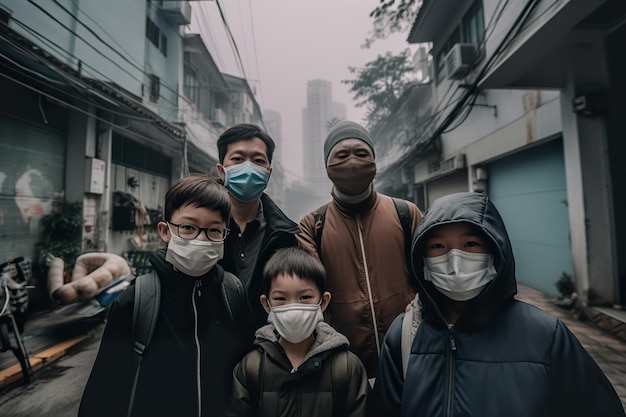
top-left (0, 258), bottom-right (32, 384)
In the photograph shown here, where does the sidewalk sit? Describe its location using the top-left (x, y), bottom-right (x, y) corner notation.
top-left (0, 307), bottom-right (104, 390)
top-left (1, 284), bottom-right (625, 410)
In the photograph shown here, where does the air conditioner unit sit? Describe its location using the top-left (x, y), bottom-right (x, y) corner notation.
top-left (159, 1), bottom-right (191, 26)
top-left (445, 43), bottom-right (477, 80)
top-left (212, 108), bottom-right (226, 126)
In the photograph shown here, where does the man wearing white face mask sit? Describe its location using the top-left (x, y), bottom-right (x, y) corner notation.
top-left (298, 120), bottom-right (423, 379)
top-left (227, 247), bottom-right (369, 417)
top-left (80, 176), bottom-right (255, 417)
top-left (369, 192), bottom-right (625, 417)
top-left (217, 124), bottom-right (300, 329)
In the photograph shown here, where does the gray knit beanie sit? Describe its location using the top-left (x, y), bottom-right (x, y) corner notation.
top-left (323, 121), bottom-right (375, 166)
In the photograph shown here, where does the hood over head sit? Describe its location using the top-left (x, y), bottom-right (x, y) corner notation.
top-left (410, 192), bottom-right (517, 329)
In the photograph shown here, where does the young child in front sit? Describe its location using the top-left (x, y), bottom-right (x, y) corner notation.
top-left (226, 246), bottom-right (369, 417)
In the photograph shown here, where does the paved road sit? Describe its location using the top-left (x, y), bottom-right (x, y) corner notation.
top-left (0, 322), bottom-right (103, 416)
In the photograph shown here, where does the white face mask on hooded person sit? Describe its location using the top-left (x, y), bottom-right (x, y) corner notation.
top-left (165, 234), bottom-right (224, 277)
top-left (267, 301), bottom-right (324, 343)
top-left (423, 249), bottom-right (497, 301)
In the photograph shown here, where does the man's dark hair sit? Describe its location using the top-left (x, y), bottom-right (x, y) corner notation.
top-left (217, 123), bottom-right (276, 164)
top-left (262, 247), bottom-right (327, 295)
top-left (163, 175), bottom-right (231, 223)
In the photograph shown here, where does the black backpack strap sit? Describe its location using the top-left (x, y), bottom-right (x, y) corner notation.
top-left (331, 350), bottom-right (349, 416)
top-left (390, 197), bottom-right (413, 262)
top-left (313, 203), bottom-right (329, 259)
top-left (243, 347), bottom-right (265, 410)
top-left (221, 271), bottom-right (245, 328)
top-left (128, 271), bottom-right (160, 417)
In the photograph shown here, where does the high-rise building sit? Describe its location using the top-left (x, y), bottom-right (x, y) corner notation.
top-left (263, 109), bottom-right (282, 155)
top-left (302, 79), bottom-right (346, 199)
top-left (262, 109), bottom-right (286, 208)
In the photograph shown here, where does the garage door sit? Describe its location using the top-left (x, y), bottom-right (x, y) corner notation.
top-left (487, 138), bottom-right (571, 296)
top-left (0, 116), bottom-right (65, 261)
top-left (426, 170), bottom-right (469, 208)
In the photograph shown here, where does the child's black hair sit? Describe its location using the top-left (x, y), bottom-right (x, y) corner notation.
top-left (262, 247), bottom-right (327, 295)
top-left (163, 175), bottom-right (230, 223)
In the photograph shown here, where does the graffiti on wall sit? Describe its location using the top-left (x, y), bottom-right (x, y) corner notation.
top-left (0, 167), bottom-right (60, 232)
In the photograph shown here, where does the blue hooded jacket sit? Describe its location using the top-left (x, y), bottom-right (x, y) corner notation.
top-left (369, 192), bottom-right (624, 417)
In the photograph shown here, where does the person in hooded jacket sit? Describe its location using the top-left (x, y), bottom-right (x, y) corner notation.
top-left (368, 191), bottom-right (625, 417)
top-left (79, 175), bottom-right (255, 417)
top-left (227, 246), bottom-right (369, 417)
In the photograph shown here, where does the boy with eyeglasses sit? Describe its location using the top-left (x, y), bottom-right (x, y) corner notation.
top-left (79, 175), bottom-right (255, 417)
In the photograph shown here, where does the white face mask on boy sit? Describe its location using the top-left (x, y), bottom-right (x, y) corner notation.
top-left (267, 301), bottom-right (324, 343)
top-left (423, 249), bottom-right (497, 301)
top-left (165, 234), bottom-right (224, 277)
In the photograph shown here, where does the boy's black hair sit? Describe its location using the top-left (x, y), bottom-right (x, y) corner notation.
top-left (217, 123), bottom-right (276, 164)
top-left (163, 175), bottom-right (231, 223)
top-left (262, 247), bottom-right (327, 296)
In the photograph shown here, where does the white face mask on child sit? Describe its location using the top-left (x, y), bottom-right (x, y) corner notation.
top-left (165, 234), bottom-right (224, 277)
top-left (267, 301), bottom-right (324, 343)
top-left (423, 249), bottom-right (496, 301)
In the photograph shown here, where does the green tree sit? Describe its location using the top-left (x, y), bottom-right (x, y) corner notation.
top-left (364, 0), bottom-right (422, 48)
top-left (342, 49), bottom-right (417, 129)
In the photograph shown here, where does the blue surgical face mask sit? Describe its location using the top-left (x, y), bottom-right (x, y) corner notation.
top-left (223, 161), bottom-right (270, 202)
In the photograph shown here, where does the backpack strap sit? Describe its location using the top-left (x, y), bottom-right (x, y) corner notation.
top-left (401, 292), bottom-right (422, 379)
top-left (331, 350), bottom-right (349, 416)
top-left (243, 347), bottom-right (265, 410)
top-left (222, 271), bottom-right (253, 329)
top-left (313, 203), bottom-right (329, 257)
top-left (128, 271), bottom-right (160, 417)
top-left (390, 197), bottom-right (413, 262)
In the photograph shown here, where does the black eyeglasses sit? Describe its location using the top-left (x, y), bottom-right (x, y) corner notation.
top-left (167, 222), bottom-right (230, 242)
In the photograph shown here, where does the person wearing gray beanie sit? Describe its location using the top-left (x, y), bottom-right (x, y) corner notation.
top-left (297, 120), bottom-right (424, 379)
top-left (323, 120), bottom-right (376, 167)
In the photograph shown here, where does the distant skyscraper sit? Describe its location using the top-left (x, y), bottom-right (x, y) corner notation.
top-left (262, 109), bottom-right (285, 207)
top-left (263, 109), bottom-right (282, 156)
top-left (302, 79), bottom-right (346, 198)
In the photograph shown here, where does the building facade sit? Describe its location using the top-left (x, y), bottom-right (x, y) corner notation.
top-left (375, 0), bottom-right (626, 315)
top-left (0, 0), bottom-right (264, 307)
top-left (302, 79), bottom-right (346, 200)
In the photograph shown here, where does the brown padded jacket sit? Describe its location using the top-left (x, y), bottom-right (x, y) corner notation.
top-left (297, 190), bottom-right (422, 377)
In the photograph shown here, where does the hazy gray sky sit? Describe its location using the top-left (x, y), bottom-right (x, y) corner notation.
top-left (188, 0), bottom-right (414, 180)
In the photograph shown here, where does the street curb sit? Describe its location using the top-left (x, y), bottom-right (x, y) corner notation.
top-left (0, 334), bottom-right (89, 390)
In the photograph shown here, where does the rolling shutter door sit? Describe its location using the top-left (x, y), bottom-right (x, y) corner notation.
top-left (0, 116), bottom-right (65, 261)
top-left (426, 170), bottom-right (469, 207)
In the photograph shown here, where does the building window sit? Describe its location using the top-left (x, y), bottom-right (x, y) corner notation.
top-left (149, 74), bottom-right (160, 102)
top-left (160, 33), bottom-right (167, 56)
top-left (435, 0), bottom-right (484, 82)
top-left (146, 16), bottom-right (167, 57)
top-left (146, 17), bottom-right (160, 48)
top-left (112, 133), bottom-right (172, 177)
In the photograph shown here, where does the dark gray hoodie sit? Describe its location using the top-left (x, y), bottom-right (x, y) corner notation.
top-left (369, 192), bottom-right (624, 417)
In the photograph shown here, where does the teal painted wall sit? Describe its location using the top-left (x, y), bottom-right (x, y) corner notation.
top-left (488, 138), bottom-right (572, 296)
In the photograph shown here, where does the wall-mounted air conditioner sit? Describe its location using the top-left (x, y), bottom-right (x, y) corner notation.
top-left (445, 43), bottom-right (477, 80)
top-left (159, 1), bottom-right (191, 26)
top-left (212, 108), bottom-right (226, 126)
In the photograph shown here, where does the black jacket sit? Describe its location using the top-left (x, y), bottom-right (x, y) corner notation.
top-left (369, 192), bottom-right (625, 417)
top-left (79, 249), bottom-right (254, 417)
top-left (219, 193), bottom-right (299, 328)
top-left (227, 322), bottom-right (369, 417)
